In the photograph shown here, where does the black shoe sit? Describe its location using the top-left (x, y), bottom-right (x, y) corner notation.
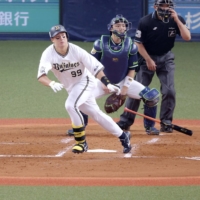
top-left (120, 131), bottom-right (132, 153)
top-left (160, 123), bottom-right (173, 133)
top-left (116, 121), bottom-right (130, 131)
top-left (67, 129), bottom-right (74, 136)
top-left (146, 127), bottom-right (160, 135)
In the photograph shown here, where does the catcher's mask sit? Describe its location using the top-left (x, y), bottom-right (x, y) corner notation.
top-left (107, 14), bottom-right (132, 39)
top-left (154, 0), bottom-right (175, 23)
top-left (49, 25), bottom-right (69, 39)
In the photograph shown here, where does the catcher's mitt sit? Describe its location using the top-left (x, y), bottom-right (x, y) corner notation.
top-left (104, 93), bottom-right (126, 114)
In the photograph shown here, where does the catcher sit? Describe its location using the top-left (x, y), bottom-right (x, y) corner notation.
top-left (67, 14), bottom-right (160, 136)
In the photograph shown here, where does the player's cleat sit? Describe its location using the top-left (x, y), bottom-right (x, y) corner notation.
top-left (67, 129), bottom-right (74, 136)
top-left (145, 127), bottom-right (160, 135)
top-left (116, 121), bottom-right (130, 131)
top-left (160, 123), bottom-right (173, 133)
top-left (119, 131), bottom-right (132, 153)
top-left (72, 141), bottom-right (88, 154)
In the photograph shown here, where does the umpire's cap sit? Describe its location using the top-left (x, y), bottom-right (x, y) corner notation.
top-left (49, 25), bottom-right (69, 38)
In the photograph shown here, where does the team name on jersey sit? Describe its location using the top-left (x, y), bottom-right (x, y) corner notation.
top-left (53, 62), bottom-right (80, 72)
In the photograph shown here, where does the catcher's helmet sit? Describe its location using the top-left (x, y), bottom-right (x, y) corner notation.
top-left (49, 25), bottom-right (69, 38)
top-left (107, 14), bottom-right (132, 39)
top-left (154, 0), bottom-right (175, 23)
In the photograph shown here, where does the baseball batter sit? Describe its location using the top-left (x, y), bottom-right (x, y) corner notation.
top-left (67, 14), bottom-right (160, 136)
top-left (37, 25), bottom-right (132, 154)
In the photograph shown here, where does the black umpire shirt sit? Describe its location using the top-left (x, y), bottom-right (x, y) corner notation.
top-left (134, 11), bottom-right (186, 56)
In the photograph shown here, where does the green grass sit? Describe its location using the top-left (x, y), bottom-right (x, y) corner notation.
top-left (0, 185), bottom-right (200, 200)
top-left (0, 40), bottom-right (199, 119)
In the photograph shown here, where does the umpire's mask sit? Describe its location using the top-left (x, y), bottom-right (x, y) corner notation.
top-left (154, 0), bottom-right (175, 23)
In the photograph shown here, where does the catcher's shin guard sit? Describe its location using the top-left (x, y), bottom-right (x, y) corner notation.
top-left (143, 105), bottom-right (160, 135)
top-left (72, 125), bottom-right (88, 153)
top-left (143, 104), bottom-right (157, 128)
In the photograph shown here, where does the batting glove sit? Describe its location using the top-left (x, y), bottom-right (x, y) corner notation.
top-left (107, 84), bottom-right (121, 95)
top-left (49, 81), bottom-right (64, 93)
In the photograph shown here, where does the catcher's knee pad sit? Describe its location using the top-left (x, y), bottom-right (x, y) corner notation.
top-left (72, 125), bottom-right (86, 144)
top-left (139, 87), bottom-right (159, 107)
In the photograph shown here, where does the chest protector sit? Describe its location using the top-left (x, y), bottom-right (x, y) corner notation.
top-left (100, 35), bottom-right (131, 84)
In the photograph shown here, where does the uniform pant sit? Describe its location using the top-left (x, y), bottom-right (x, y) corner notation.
top-left (93, 78), bottom-right (145, 100)
top-left (71, 77), bottom-right (145, 130)
top-left (65, 76), bottom-right (123, 137)
top-left (120, 51), bottom-right (176, 125)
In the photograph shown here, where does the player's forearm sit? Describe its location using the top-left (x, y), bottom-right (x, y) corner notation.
top-left (176, 19), bottom-right (191, 41)
top-left (96, 70), bottom-right (111, 86)
top-left (134, 42), bottom-right (151, 62)
top-left (96, 70), bottom-right (121, 95)
top-left (38, 75), bottom-right (52, 86)
top-left (127, 70), bottom-right (135, 79)
top-left (96, 70), bottom-right (105, 81)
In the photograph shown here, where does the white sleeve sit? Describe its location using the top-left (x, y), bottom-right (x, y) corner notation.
top-left (37, 49), bottom-right (53, 79)
top-left (78, 47), bottom-right (104, 76)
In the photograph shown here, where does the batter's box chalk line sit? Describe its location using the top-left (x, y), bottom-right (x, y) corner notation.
top-left (87, 149), bottom-right (117, 153)
top-left (180, 157), bottom-right (200, 161)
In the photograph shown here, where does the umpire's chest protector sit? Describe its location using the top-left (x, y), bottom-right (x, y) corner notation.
top-left (100, 35), bottom-right (131, 84)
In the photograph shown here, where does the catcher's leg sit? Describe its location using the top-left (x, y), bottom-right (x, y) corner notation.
top-left (143, 105), bottom-right (159, 135)
top-left (140, 87), bottom-right (160, 135)
top-left (117, 97), bottom-right (141, 131)
top-left (132, 63), bottom-right (159, 135)
top-left (117, 79), bottom-right (145, 131)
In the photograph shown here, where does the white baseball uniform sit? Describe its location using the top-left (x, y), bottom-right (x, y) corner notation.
top-left (94, 79), bottom-right (145, 100)
top-left (37, 43), bottom-right (123, 137)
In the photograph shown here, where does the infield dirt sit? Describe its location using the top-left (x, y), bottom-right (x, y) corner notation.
top-left (0, 119), bottom-right (200, 186)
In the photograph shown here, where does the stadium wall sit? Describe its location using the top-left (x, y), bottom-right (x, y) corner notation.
top-left (0, 0), bottom-right (199, 42)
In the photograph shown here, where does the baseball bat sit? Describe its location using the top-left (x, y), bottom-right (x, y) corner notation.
top-left (124, 107), bottom-right (193, 136)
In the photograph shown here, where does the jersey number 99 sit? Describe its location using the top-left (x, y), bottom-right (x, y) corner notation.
top-left (71, 69), bottom-right (82, 77)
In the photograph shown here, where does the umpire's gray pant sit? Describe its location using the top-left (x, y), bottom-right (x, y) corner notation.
top-left (120, 51), bottom-right (176, 125)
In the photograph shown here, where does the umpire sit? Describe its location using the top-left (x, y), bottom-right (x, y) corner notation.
top-left (118, 0), bottom-right (191, 133)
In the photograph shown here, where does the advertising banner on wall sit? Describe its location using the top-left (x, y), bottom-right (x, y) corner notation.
top-left (61, 0), bottom-right (144, 41)
top-left (0, 0), bottom-right (59, 33)
top-left (148, 0), bottom-right (200, 34)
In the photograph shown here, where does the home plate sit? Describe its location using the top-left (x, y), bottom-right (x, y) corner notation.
top-left (87, 149), bottom-right (117, 153)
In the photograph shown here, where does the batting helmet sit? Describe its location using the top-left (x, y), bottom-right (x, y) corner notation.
top-left (154, 0), bottom-right (175, 23)
top-left (49, 25), bottom-right (69, 38)
top-left (107, 14), bottom-right (132, 39)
